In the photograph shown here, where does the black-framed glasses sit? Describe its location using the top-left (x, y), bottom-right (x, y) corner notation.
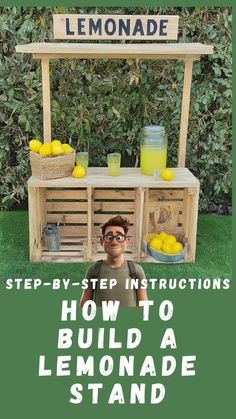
top-left (102, 233), bottom-right (127, 243)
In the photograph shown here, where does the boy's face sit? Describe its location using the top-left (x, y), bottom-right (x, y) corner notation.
top-left (100, 225), bottom-right (130, 258)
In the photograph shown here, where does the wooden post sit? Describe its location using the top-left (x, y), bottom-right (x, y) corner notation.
top-left (135, 187), bottom-right (145, 260)
top-left (28, 186), bottom-right (45, 261)
top-left (143, 188), bottom-right (150, 235)
top-left (41, 58), bottom-right (51, 143)
top-left (182, 187), bottom-right (190, 243)
top-left (178, 58), bottom-right (194, 167)
top-left (87, 187), bottom-right (92, 261)
top-left (185, 186), bottom-right (199, 262)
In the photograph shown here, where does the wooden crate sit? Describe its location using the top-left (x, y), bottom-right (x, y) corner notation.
top-left (28, 167), bottom-right (199, 263)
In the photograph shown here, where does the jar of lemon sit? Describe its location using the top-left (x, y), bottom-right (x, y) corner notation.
top-left (140, 125), bottom-right (167, 176)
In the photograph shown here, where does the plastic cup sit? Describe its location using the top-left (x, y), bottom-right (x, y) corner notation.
top-left (76, 152), bottom-right (89, 170)
top-left (107, 153), bottom-right (121, 176)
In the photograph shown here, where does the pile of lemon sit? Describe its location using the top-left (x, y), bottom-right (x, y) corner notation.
top-left (29, 139), bottom-right (74, 156)
top-left (145, 232), bottom-right (183, 255)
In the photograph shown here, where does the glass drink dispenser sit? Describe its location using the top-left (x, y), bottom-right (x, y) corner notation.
top-left (140, 125), bottom-right (167, 175)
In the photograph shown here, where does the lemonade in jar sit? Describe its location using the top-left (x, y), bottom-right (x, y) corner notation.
top-left (140, 125), bottom-right (167, 175)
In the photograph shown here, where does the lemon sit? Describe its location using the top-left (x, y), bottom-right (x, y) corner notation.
top-left (143, 233), bottom-right (155, 242)
top-left (163, 234), bottom-right (177, 245)
top-left (52, 144), bottom-right (64, 155)
top-left (149, 236), bottom-right (163, 251)
top-left (161, 168), bottom-right (175, 181)
top-left (62, 143), bottom-right (74, 153)
top-left (72, 164), bottom-right (86, 178)
top-left (162, 242), bottom-right (173, 254)
top-left (172, 242), bottom-right (183, 254)
top-left (29, 139), bottom-right (43, 152)
top-left (51, 140), bottom-right (62, 146)
top-left (159, 231), bottom-right (168, 240)
top-left (39, 143), bottom-right (52, 156)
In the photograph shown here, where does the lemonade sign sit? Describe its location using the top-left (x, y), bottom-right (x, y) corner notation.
top-left (53, 14), bottom-right (179, 40)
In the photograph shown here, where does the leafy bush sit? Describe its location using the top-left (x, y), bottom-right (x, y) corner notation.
top-left (0, 7), bottom-right (232, 211)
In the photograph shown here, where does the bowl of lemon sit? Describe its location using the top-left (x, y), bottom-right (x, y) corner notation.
top-left (142, 232), bottom-right (186, 263)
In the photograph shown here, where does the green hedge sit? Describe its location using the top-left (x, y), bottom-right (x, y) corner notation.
top-left (0, 7), bottom-right (232, 211)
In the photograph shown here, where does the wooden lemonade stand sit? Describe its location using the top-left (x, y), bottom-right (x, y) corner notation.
top-left (16, 14), bottom-right (213, 263)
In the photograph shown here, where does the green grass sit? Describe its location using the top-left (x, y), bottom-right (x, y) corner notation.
top-left (0, 211), bottom-right (232, 281)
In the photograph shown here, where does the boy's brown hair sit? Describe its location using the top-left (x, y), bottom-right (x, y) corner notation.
top-left (101, 215), bottom-right (130, 236)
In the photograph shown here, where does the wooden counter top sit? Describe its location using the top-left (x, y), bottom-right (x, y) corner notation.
top-left (16, 42), bottom-right (213, 60)
top-left (27, 167), bottom-right (199, 188)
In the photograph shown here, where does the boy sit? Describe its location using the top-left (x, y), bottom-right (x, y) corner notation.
top-left (80, 215), bottom-right (148, 307)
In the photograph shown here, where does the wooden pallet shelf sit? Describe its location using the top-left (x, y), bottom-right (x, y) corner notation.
top-left (28, 167), bottom-right (199, 263)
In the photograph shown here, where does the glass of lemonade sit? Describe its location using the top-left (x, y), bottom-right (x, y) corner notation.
top-left (107, 153), bottom-right (121, 176)
top-left (76, 152), bottom-right (89, 171)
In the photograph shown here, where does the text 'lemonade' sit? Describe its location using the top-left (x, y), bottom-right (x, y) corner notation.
top-left (140, 125), bottom-right (167, 175)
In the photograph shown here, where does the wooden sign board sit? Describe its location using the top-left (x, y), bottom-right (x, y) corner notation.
top-left (53, 14), bottom-right (179, 40)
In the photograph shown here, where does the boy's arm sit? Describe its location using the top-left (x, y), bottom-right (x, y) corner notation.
top-left (80, 289), bottom-right (94, 307)
top-left (135, 264), bottom-right (148, 302)
top-left (137, 287), bottom-right (148, 302)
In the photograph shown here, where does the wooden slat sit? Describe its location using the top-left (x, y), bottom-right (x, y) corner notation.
top-left (46, 201), bottom-right (87, 211)
top-left (93, 213), bottom-right (135, 224)
top-left (147, 226), bottom-right (184, 234)
top-left (42, 251), bottom-right (85, 256)
top-left (149, 189), bottom-right (184, 201)
top-left (59, 225), bottom-right (135, 237)
top-left (94, 189), bottom-right (135, 200)
top-left (59, 245), bottom-right (85, 251)
top-left (149, 201), bottom-right (183, 211)
top-left (46, 214), bottom-right (87, 223)
top-left (43, 244), bottom-right (85, 251)
top-left (46, 189), bottom-right (87, 199)
top-left (60, 226), bottom-right (87, 236)
top-left (93, 201), bottom-right (135, 212)
top-left (41, 256), bottom-right (85, 262)
top-left (61, 236), bottom-right (86, 243)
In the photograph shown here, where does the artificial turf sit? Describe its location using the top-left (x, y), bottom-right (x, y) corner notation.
top-left (0, 211), bottom-right (232, 281)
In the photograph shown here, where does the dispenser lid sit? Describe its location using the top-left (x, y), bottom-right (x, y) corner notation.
top-left (143, 125), bottom-right (165, 135)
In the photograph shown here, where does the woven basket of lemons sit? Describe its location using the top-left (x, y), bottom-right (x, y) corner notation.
top-left (29, 139), bottom-right (75, 180)
top-left (142, 232), bottom-right (186, 263)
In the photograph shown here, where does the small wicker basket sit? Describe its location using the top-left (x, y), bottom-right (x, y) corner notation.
top-left (30, 151), bottom-right (75, 180)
